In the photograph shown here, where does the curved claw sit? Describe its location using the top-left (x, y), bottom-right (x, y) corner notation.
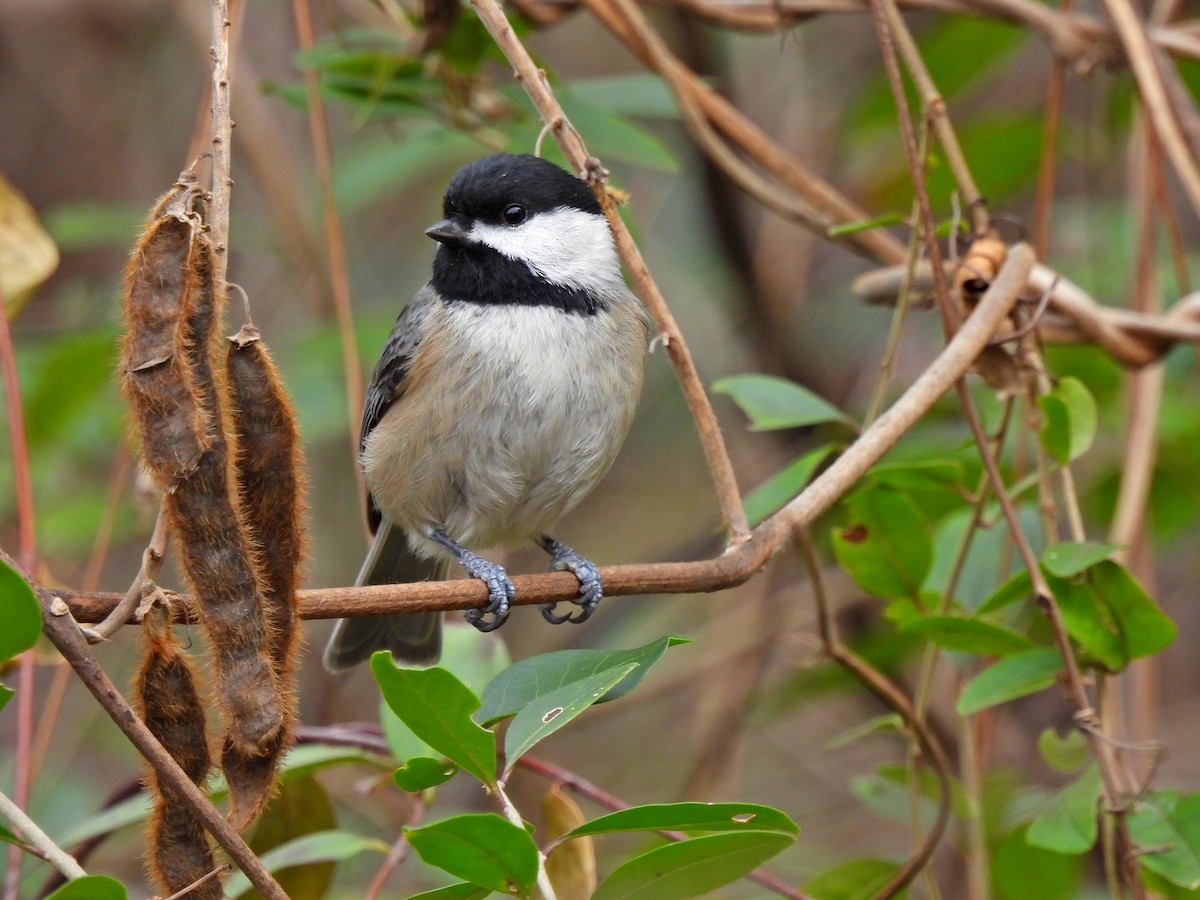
top-left (538, 536), bottom-right (603, 626)
top-left (458, 551), bottom-right (514, 633)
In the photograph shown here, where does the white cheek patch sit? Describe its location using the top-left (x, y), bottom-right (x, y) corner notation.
top-left (470, 207), bottom-right (624, 295)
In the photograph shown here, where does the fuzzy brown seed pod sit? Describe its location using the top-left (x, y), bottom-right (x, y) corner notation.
top-left (167, 239), bottom-right (285, 756)
top-left (137, 602), bottom-right (221, 900)
top-left (221, 324), bottom-right (308, 830)
top-left (119, 175), bottom-right (211, 483)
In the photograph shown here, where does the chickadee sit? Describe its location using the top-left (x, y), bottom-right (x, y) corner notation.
top-left (323, 153), bottom-right (649, 672)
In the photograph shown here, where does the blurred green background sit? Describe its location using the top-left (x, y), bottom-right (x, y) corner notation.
top-left (2, 0), bottom-right (1200, 897)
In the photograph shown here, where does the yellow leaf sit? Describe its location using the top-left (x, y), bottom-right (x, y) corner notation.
top-left (0, 172), bottom-right (58, 315)
top-left (543, 783), bottom-right (595, 900)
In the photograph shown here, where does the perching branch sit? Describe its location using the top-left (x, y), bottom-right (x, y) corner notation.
top-left (63, 243), bottom-right (1034, 625)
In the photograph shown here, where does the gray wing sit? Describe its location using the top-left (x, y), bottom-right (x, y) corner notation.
top-left (361, 285), bottom-right (439, 533)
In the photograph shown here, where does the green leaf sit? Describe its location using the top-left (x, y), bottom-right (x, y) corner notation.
top-left (1026, 764), bottom-right (1101, 854)
top-left (371, 656), bottom-right (497, 787)
top-left (1042, 542), bottom-right (1119, 577)
top-left (477, 637), bottom-right (685, 726)
top-left (712, 374), bottom-right (854, 431)
top-left (1130, 791), bottom-right (1200, 889)
top-left (832, 487), bottom-right (933, 600)
top-left (993, 825), bottom-right (1085, 900)
top-left (240, 775), bottom-right (338, 900)
top-left (1038, 728), bottom-right (1090, 773)
top-left (0, 684), bottom-right (11, 713)
top-left (395, 757), bottom-right (459, 792)
top-left (226, 830), bottom-right (389, 898)
top-left (901, 616), bottom-right (1034, 657)
top-left (978, 570), bottom-right (1033, 614)
top-left (380, 624), bottom-right (512, 763)
top-left (0, 825), bottom-right (19, 847)
top-left (403, 884), bottom-right (494, 900)
top-left (45, 876), bottom-right (128, 900)
top-left (804, 857), bottom-right (902, 899)
top-left (827, 213), bottom-right (904, 237)
top-left (826, 714), bottom-right (904, 750)
top-left (0, 557), bottom-right (40, 663)
top-left (556, 89), bottom-right (678, 173)
top-left (957, 647), bottom-right (1064, 715)
top-left (564, 802), bottom-right (798, 840)
top-left (1038, 377), bottom-right (1097, 464)
top-left (1047, 561), bottom-right (1175, 672)
top-left (743, 444), bottom-right (838, 526)
top-left (503, 663), bottom-right (638, 776)
top-left (406, 814), bottom-right (540, 897)
top-left (592, 831), bottom-right (795, 900)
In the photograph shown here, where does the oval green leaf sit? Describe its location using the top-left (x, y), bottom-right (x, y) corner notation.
top-left (832, 488), bottom-right (933, 601)
top-left (743, 444), bottom-right (839, 526)
top-left (803, 857), bottom-right (902, 899)
top-left (565, 802), bottom-right (798, 840)
top-left (406, 814), bottom-right (540, 897)
top-left (395, 757), bottom-right (459, 792)
top-left (404, 884), bottom-right (495, 900)
top-left (503, 663), bottom-right (638, 777)
top-left (45, 876), bottom-right (128, 900)
top-left (0, 558), bottom-right (40, 663)
top-left (477, 637), bottom-right (685, 726)
top-left (1041, 542), bottom-right (1119, 578)
top-left (957, 647), bottom-right (1063, 715)
top-left (1038, 377), bottom-right (1097, 464)
top-left (371, 656), bottom-right (497, 787)
top-left (712, 374), bottom-right (853, 431)
top-left (592, 831), bottom-right (794, 900)
top-left (901, 615), bottom-right (1034, 657)
top-left (1129, 791), bottom-right (1200, 890)
top-left (1026, 764), bottom-right (1101, 854)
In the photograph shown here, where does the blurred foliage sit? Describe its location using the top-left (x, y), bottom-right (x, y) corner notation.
top-left (2, 0), bottom-right (1200, 897)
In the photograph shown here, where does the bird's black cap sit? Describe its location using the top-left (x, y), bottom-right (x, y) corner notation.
top-left (441, 153), bottom-right (601, 224)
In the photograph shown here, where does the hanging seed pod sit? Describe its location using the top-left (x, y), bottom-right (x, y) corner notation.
top-left (167, 236), bottom-right (285, 755)
top-left (221, 324), bottom-right (307, 829)
top-left (137, 601), bottom-right (221, 900)
top-left (119, 174), bottom-right (211, 483)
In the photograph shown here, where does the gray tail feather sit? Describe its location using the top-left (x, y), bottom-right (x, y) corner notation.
top-left (323, 521), bottom-right (447, 672)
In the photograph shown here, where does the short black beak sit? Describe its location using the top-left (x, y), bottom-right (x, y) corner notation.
top-left (425, 218), bottom-right (472, 247)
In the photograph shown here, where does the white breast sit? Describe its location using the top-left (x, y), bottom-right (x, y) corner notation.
top-left (362, 294), bottom-right (646, 556)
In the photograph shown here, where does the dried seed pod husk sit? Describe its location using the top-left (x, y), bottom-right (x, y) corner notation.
top-left (222, 324), bottom-right (308, 829)
top-left (119, 174), bottom-right (211, 483)
top-left (168, 244), bottom-right (284, 755)
top-left (137, 601), bottom-right (221, 900)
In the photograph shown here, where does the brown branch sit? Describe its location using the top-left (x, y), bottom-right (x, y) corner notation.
top-left (19, 561), bottom-right (287, 900)
top-left (470, 0), bottom-right (750, 539)
top-left (63, 244), bottom-right (1034, 626)
top-left (796, 530), bottom-right (952, 899)
top-left (1098, 0), bottom-right (1200, 218)
top-left (852, 260), bottom-right (1200, 366)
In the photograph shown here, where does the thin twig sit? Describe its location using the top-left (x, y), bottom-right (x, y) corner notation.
top-left (495, 782), bottom-right (558, 900)
top-left (64, 243), bottom-right (1035, 625)
top-left (208, 0), bottom-right (234, 294)
top-left (470, 0), bottom-right (750, 539)
top-left (290, 0), bottom-right (367, 527)
top-left (796, 529), bottom-right (952, 899)
top-left (0, 788), bottom-right (86, 882)
top-left (87, 501), bottom-right (170, 642)
top-left (1098, 0), bottom-right (1200, 218)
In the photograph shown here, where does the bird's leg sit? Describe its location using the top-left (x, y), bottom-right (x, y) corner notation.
top-left (427, 528), bottom-right (514, 632)
top-left (536, 534), bottom-right (602, 624)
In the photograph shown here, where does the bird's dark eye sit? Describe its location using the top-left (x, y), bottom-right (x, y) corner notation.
top-left (502, 203), bottom-right (527, 226)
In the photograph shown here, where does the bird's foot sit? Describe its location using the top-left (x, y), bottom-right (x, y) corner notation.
top-left (537, 535), bottom-right (602, 624)
top-left (428, 528), bottom-right (514, 633)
